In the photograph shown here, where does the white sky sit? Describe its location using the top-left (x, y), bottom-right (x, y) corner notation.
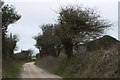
top-left (4, 0), bottom-right (119, 54)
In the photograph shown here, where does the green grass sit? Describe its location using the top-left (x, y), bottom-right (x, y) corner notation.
top-left (2, 61), bottom-right (23, 78)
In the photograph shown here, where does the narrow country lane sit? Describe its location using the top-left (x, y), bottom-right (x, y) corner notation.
top-left (17, 62), bottom-right (62, 79)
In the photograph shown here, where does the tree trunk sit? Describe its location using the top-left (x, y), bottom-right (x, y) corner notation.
top-left (63, 38), bottom-right (73, 58)
top-left (56, 45), bottom-right (62, 56)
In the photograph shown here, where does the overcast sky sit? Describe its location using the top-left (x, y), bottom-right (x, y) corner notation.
top-left (5, 0), bottom-right (119, 54)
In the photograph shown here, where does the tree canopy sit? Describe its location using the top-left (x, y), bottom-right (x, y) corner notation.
top-left (58, 6), bottom-right (111, 43)
top-left (2, 4), bottom-right (21, 59)
top-left (34, 5), bottom-right (112, 58)
top-left (2, 4), bottom-right (21, 35)
top-left (34, 24), bottom-right (61, 57)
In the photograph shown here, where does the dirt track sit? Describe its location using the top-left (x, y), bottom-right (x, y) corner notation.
top-left (18, 62), bottom-right (62, 79)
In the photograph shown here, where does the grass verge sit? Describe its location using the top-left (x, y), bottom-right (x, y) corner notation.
top-left (2, 60), bottom-right (24, 78)
top-left (35, 47), bottom-right (119, 78)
